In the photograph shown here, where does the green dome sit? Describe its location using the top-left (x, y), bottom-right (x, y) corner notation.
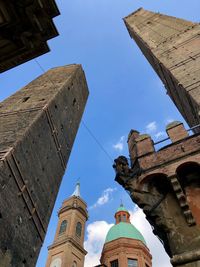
top-left (105, 222), bottom-right (146, 245)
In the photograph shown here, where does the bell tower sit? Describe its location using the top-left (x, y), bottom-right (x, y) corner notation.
top-left (45, 182), bottom-right (88, 267)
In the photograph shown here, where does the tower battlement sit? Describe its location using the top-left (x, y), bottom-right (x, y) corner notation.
top-left (114, 122), bottom-right (200, 266)
top-left (128, 121), bottom-right (196, 167)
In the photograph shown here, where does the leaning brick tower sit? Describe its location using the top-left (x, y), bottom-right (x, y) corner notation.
top-left (124, 8), bottom-right (200, 130)
top-left (0, 65), bottom-right (89, 267)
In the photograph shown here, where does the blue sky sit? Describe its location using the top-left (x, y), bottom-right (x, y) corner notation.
top-left (1, 0), bottom-right (200, 266)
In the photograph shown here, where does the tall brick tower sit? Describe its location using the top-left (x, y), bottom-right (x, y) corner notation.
top-left (113, 122), bottom-right (200, 267)
top-left (45, 182), bottom-right (88, 267)
top-left (99, 204), bottom-right (152, 267)
top-left (124, 8), bottom-right (200, 130)
top-left (0, 65), bottom-right (89, 267)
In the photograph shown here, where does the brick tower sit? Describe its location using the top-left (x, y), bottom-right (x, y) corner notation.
top-left (124, 8), bottom-right (200, 130)
top-left (99, 204), bottom-right (152, 267)
top-left (0, 65), bottom-right (89, 266)
top-left (0, 1), bottom-right (60, 73)
top-left (113, 122), bottom-right (200, 266)
top-left (45, 183), bottom-right (88, 267)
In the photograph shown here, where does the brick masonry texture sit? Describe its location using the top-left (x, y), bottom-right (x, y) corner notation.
top-left (0, 64), bottom-right (89, 267)
top-left (114, 122), bottom-right (200, 266)
top-left (0, 0), bottom-right (60, 73)
top-left (124, 8), bottom-right (200, 130)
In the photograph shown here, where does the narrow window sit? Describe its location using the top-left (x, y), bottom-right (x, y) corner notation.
top-left (123, 214), bottom-right (126, 222)
top-left (72, 261), bottom-right (77, 267)
top-left (59, 220), bottom-right (67, 235)
top-left (76, 222), bottom-right (82, 237)
top-left (128, 259), bottom-right (138, 267)
top-left (110, 259), bottom-right (118, 267)
top-left (22, 96), bottom-right (30, 103)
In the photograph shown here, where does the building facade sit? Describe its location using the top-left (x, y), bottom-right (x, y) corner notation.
top-left (113, 122), bottom-right (200, 267)
top-left (0, 65), bottom-right (89, 266)
top-left (124, 8), bottom-right (200, 130)
top-left (0, 0), bottom-right (60, 73)
top-left (45, 183), bottom-right (88, 267)
top-left (99, 204), bottom-right (152, 267)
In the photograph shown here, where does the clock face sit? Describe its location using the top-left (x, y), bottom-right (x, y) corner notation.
top-left (50, 258), bottom-right (62, 267)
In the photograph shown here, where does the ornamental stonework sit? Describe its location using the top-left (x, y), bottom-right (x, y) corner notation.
top-left (114, 122), bottom-right (200, 267)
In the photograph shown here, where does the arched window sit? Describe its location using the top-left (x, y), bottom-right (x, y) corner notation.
top-left (59, 220), bottom-right (67, 235)
top-left (176, 162), bottom-right (200, 224)
top-left (76, 222), bottom-right (82, 237)
top-left (72, 261), bottom-right (77, 267)
top-left (50, 258), bottom-right (62, 267)
top-left (123, 214), bottom-right (126, 222)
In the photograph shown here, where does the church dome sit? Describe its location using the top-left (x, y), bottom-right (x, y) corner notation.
top-left (105, 204), bottom-right (146, 245)
top-left (105, 222), bottom-right (146, 244)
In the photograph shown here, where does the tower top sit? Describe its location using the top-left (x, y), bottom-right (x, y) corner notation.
top-left (71, 181), bottom-right (81, 197)
top-left (116, 203), bottom-right (128, 213)
top-left (105, 204), bottom-right (146, 245)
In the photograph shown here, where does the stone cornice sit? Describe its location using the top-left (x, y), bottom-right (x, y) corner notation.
top-left (102, 237), bottom-right (151, 258)
top-left (48, 237), bottom-right (87, 255)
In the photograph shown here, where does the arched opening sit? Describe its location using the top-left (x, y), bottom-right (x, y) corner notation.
top-left (138, 173), bottom-right (174, 257)
top-left (59, 220), bottom-right (67, 235)
top-left (76, 222), bottom-right (82, 237)
top-left (176, 161), bottom-right (200, 224)
top-left (144, 173), bottom-right (171, 196)
top-left (50, 258), bottom-right (62, 267)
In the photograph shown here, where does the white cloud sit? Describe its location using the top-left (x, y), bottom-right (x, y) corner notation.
top-left (129, 207), bottom-right (172, 267)
top-left (84, 221), bottom-right (113, 267)
top-left (154, 131), bottom-right (166, 139)
top-left (166, 118), bottom-right (174, 124)
top-left (89, 188), bottom-right (116, 209)
top-left (113, 136), bottom-right (125, 152)
top-left (146, 121), bottom-right (157, 133)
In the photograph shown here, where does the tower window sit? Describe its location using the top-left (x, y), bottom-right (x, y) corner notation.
top-left (110, 259), bottom-right (118, 267)
top-left (128, 259), bottom-right (138, 267)
top-left (59, 220), bottom-right (67, 235)
top-left (76, 222), bottom-right (82, 237)
top-left (72, 261), bottom-right (77, 267)
top-left (123, 214), bottom-right (126, 222)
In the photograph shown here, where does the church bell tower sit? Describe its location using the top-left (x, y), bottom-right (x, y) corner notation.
top-left (45, 183), bottom-right (88, 267)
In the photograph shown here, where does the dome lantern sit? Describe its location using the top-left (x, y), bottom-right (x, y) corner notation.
top-left (114, 203), bottom-right (130, 224)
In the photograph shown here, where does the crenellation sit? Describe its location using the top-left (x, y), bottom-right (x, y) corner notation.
top-left (114, 121), bottom-right (200, 266)
top-left (166, 121), bottom-right (189, 142)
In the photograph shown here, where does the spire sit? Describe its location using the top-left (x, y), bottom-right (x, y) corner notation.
top-left (72, 181), bottom-right (81, 197)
